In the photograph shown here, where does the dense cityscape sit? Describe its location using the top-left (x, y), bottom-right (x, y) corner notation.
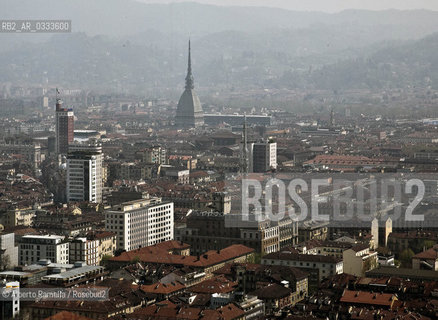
top-left (2, 1), bottom-right (438, 320)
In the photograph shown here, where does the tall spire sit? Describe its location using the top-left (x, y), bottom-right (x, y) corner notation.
top-left (185, 40), bottom-right (194, 90)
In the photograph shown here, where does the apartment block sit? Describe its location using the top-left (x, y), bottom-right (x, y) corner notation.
top-left (105, 198), bottom-right (174, 251)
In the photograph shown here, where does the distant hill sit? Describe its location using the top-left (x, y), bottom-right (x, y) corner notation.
top-left (3, 0), bottom-right (438, 37)
top-left (2, 1), bottom-right (438, 92)
top-left (278, 33), bottom-right (438, 90)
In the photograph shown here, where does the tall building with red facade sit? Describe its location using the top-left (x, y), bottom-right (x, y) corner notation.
top-left (55, 99), bottom-right (74, 155)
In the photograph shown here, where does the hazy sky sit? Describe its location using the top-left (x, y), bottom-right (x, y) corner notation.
top-left (137, 0), bottom-right (438, 12)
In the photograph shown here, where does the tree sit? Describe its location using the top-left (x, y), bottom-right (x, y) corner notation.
top-left (421, 240), bottom-right (436, 251)
top-left (130, 256), bottom-right (140, 264)
top-left (363, 256), bottom-right (378, 274)
top-left (0, 254), bottom-right (11, 271)
top-left (399, 249), bottom-right (415, 267)
top-left (100, 254), bottom-right (112, 266)
top-left (247, 252), bottom-right (262, 264)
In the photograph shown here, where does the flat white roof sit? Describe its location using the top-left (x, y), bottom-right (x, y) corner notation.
top-left (22, 235), bottom-right (65, 240)
top-left (42, 266), bottom-right (104, 281)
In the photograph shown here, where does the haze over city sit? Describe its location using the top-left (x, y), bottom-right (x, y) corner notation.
top-left (138, 0), bottom-right (438, 12)
top-left (1, 1), bottom-right (438, 319)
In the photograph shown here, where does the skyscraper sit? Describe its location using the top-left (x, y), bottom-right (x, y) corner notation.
top-left (251, 140), bottom-right (277, 173)
top-left (67, 143), bottom-right (103, 203)
top-left (55, 99), bottom-right (74, 155)
top-left (175, 41), bottom-right (204, 128)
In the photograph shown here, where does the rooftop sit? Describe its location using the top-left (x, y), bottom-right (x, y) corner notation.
top-left (263, 251), bottom-right (342, 264)
top-left (42, 265), bottom-right (105, 281)
top-left (340, 289), bottom-right (396, 307)
top-left (110, 244), bottom-right (254, 268)
top-left (250, 283), bottom-right (292, 299)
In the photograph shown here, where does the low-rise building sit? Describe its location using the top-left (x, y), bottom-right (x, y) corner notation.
top-left (88, 231), bottom-right (117, 262)
top-left (294, 239), bottom-right (353, 259)
top-left (2, 209), bottom-right (35, 228)
top-left (108, 243), bottom-right (254, 277)
top-left (179, 212), bottom-right (297, 256)
top-left (140, 281), bottom-right (185, 300)
top-left (23, 279), bottom-right (153, 319)
top-left (19, 235), bottom-right (69, 265)
top-left (387, 231), bottom-right (438, 254)
top-left (298, 221), bottom-right (329, 243)
top-left (340, 289), bottom-right (398, 310)
top-left (249, 283), bottom-right (292, 315)
top-left (412, 246), bottom-right (438, 271)
top-left (161, 166), bottom-right (190, 184)
top-left (343, 244), bottom-right (378, 277)
top-left (237, 295), bottom-right (265, 320)
top-left (261, 251), bottom-right (342, 292)
top-left (378, 254), bottom-right (395, 267)
top-left (41, 262), bottom-right (106, 287)
top-left (69, 237), bottom-right (99, 266)
top-left (214, 263), bottom-right (308, 303)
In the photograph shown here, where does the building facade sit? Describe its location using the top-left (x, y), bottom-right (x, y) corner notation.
top-left (55, 99), bottom-right (74, 155)
top-left (69, 237), bottom-right (99, 266)
top-left (105, 198), bottom-right (174, 251)
top-left (178, 212), bottom-right (297, 256)
top-left (251, 141), bottom-right (277, 173)
top-left (0, 141), bottom-right (41, 172)
top-left (343, 244), bottom-right (378, 277)
top-left (19, 235), bottom-right (69, 265)
top-left (261, 251), bottom-right (343, 292)
top-left (0, 232), bottom-right (18, 269)
top-left (66, 143), bottom-right (103, 203)
top-left (139, 146), bottom-right (167, 165)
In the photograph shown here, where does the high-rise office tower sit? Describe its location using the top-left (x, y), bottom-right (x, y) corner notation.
top-left (175, 41), bottom-right (204, 129)
top-left (251, 140), bottom-right (277, 173)
top-left (55, 99), bottom-right (74, 155)
top-left (67, 143), bottom-right (103, 203)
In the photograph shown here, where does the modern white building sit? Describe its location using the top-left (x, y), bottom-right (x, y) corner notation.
top-left (250, 140), bottom-right (277, 173)
top-left (19, 235), bottom-right (69, 265)
top-left (0, 232), bottom-right (18, 269)
top-left (105, 198), bottom-right (174, 251)
top-left (66, 143), bottom-right (103, 203)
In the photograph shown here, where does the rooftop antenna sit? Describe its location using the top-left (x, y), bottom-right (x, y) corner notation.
top-left (55, 88), bottom-right (62, 111)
